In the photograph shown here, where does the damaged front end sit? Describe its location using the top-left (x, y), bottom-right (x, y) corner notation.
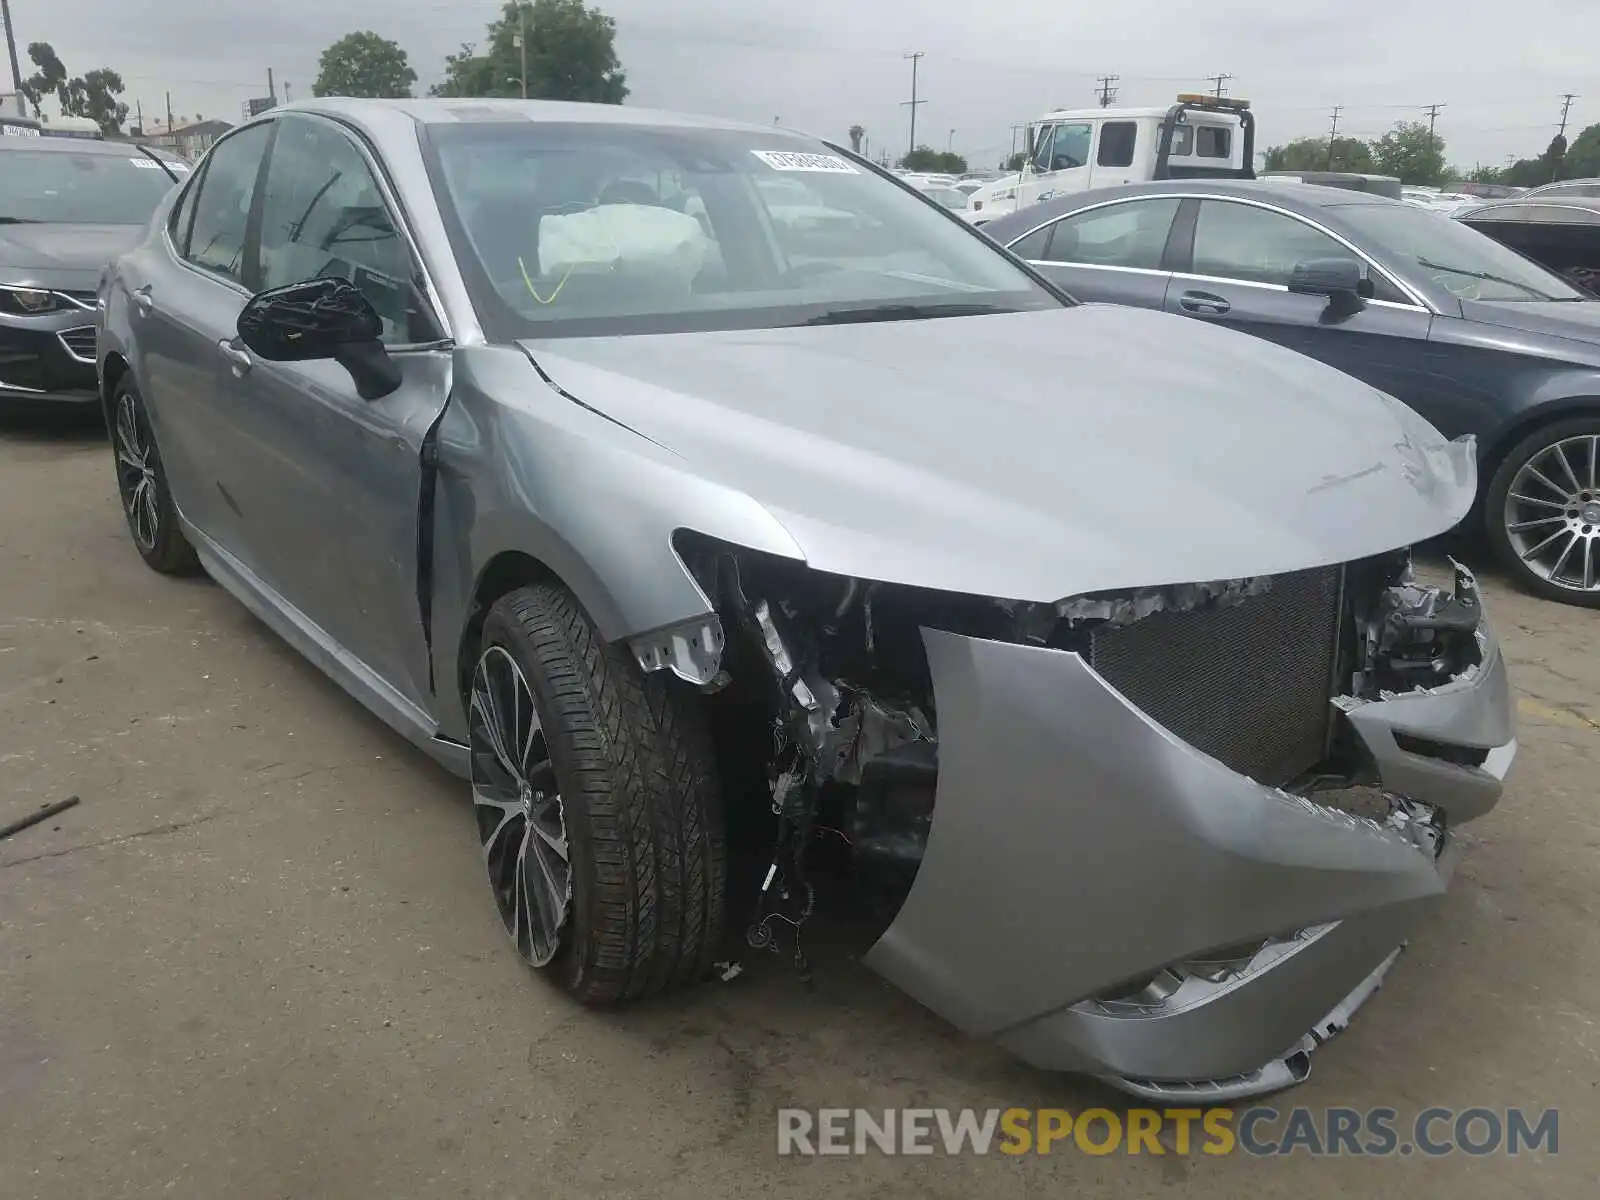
top-left (630, 533), bottom-right (1515, 1100)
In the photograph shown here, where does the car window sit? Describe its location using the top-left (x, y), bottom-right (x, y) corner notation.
top-left (424, 122), bottom-right (1061, 340)
top-left (1195, 126), bottom-right (1231, 159)
top-left (167, 173), bottom-right (199, 255)
top-left (1097, 122), bottom-right (1137, 169)
top-left (0, 146), bottom-right (179, 224)
top-left (1191, 200), bottom-right (1347, 286)
top-left (1036, 122), bottom-right (1092, 172)
top-left (256, 114), bottom-right (425, 344)
top-left (184, 122), bottom-right (273, 286)
top-left (1337, 200), bottom-right (1585, 301)
top-left (1006, 222), bottom-right (1053, 260)
top-left (1038, 198), bottom-right (1181, 270)
top-left (1169, 125), bottom-right (1194, 157)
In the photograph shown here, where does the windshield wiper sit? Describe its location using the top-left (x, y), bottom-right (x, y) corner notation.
top-left (0, 216), bottom-right (43, 224)
top-left (802, 301), bottom-right (1016, 326)
top-left (1416, 257), bottom-right (1557, 301)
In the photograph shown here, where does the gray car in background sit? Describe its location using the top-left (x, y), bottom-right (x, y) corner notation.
top-left (0, 136), bottom-right (187, 414)
top-left (98, 98), bottom-right (1514, 1100)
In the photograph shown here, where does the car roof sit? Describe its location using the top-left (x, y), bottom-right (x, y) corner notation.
top-left (0, 135), bottom-right (184, 162)
top-left (288, 96), bottom-right (796, 138)
top-left (981, 178), bottom-right (1405, 240)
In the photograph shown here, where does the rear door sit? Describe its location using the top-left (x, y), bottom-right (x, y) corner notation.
top-left (123, 120), bottom-right (275, 557)
top-left (1008, 196), bottom-right (1183, 309)
top-left (216, 112), bottom-right (452, 713)
top-left (1163, 196), bottom-right (1435, 399)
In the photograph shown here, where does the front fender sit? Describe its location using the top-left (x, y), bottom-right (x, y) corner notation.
top-left (428, 346), bottom-right (804, 739)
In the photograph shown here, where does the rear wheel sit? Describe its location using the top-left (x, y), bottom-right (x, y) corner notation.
top-left (1485, 416), bottom-right (1600, 607)
top-left (111, 378), bottom-right (199, 575)
top-left (468, 582), bottom-right (725, 1004)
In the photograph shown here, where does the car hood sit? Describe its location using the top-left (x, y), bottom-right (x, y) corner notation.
top-left (1460, 297), bottom-right (1600, 347)
top-left (523, 306), bottom-right (1478, 602)
top-left (0, 222), bottom-right (145, 290)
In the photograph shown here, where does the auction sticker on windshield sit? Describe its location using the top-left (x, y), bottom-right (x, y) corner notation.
top-left (751, 150), bottom-right (859, 173)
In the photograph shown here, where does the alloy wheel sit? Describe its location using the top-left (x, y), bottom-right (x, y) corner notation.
top-left (114, 391), bottom-right (160, 552)
top-left (1503, 434), bottom-right (1600, 594)
top-left (468, 644), bottom-right (571, 966)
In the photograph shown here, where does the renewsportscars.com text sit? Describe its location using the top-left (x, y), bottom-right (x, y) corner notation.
top-left (776, 1106), bottom-right (1559, 1157)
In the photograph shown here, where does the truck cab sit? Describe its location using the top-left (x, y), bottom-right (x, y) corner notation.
top-left (965, 94), bottom-right (1256, 225)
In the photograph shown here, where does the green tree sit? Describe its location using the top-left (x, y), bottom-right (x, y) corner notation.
top-left (1561, 123), bottom-right (1600, 179)
top-left (1464, 163), bottom-right (1504, 184)
top-left (1263, 135), bottom-right (1374, 173)
top-left (431, 0), bottom-right (627, 103)
top-left (60, 68), bottom-right (129, 135)
top-left (1370, 120), bottom-right (1447, 186)
top-left (899, 146), bottom-right (967, 173)
top-left (313, 31), bottom-right (417, 98)
top-left (1004, 151), bottom-right (1027, 172)
top-left (18, 42), bottom-right (67, 118)
top-left (847, 124), bottom-right (864, 153)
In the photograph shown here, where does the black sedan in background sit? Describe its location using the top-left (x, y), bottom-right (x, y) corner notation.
top-left (1, 136), bottom-right (188, 415)
top-left (984, 180), bottom-right (1600, 606)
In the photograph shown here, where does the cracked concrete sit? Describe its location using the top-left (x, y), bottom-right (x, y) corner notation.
top-left (3, 421), bottom-right (1600, 1199)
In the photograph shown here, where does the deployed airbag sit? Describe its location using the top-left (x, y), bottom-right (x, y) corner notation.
top-left (539, 204), bottom-right (711, 292)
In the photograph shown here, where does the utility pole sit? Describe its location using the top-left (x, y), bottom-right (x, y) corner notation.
top-left (1326, 105), bottom-right (1344, 169)
top-left (165, 90), bottom-right (174, 138)
top-left (947, 128), bottom-right (955, 152)
top-left (0, 0), bottom-right (22, 103)
top-left (1423, 102), bottom-right (1445, 140)
top-left (1095, 74), bottom-right (1119, 107)
top-left (517, 4), bottom-right (528, 97)
top-left (267, 67), bottom-right (275, 106)
top-left (1207, 72), bottom-right (1232, 98)
top-left (135, 97), bottom-right (144, 136)
top-left (283, 81), bottom-right (292, 102)
top-left (1558, 92), bottom-right (1579, 139)
top-left (902, 51), bottom-right (925, 157)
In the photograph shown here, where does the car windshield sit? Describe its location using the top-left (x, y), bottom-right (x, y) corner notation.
top-left (0, 148), bottom-right (181, 224)
top-left (1335, 201), bottom-right (1586, 302)
top-left (422, 122), bottom-right (1061, 338)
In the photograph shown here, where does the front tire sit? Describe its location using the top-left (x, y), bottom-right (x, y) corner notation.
top-left (111, 378), bottom-right (199, 575)
top-left (1485, 416), bottom-right (1600, 607)
top-left (468, 582), bottom-right (726, 1005)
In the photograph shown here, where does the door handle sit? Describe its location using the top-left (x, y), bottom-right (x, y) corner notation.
top-left (132, 286), bottom-right (154, 315)
top-left (1178, 290), bottom-right (1231, 315)
top-left (216, 338), bottom-right (253, 375)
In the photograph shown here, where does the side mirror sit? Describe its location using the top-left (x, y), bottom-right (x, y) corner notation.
top-left (236, 277), bottom-right (401, 400)
top-left (1288, 256), bottom-right (1370, 315)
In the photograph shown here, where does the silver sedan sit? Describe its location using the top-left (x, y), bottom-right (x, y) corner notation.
top-left (97, 98), bottom-right (1515, 1100)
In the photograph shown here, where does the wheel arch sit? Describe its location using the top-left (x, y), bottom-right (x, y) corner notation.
top-left (1480, 395), bottom-right (1600, 486)
top-left (99, 351), bottom-right (132, 431)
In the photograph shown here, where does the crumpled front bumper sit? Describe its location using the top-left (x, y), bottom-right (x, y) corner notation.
top-left (862, 619), bottom-right (1515, 1101)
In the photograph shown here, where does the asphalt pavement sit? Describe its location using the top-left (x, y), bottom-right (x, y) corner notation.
top-left (2, 419), bottom-right (1598, 1198)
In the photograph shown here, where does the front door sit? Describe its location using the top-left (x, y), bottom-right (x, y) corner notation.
top-left (219, 112), bottom-right (452, 713)
top-left (1164, 197), bottom-right (1436, 404)
top-left (1021, 121), bottom-right (1096, 207)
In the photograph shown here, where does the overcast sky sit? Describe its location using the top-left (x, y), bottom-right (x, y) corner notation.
top-left (7, 0), bottom-right (1595, 170)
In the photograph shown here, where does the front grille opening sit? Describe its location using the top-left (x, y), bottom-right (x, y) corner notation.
top-left (1393, 731), bottom-right (1490, 768)
top-left (58, 326), bottom-right (97, 362)
top-left (1088, 566), bottom-right (1344, 787)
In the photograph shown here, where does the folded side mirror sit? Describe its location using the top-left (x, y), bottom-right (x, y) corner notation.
top-left (1288, 256), bottom-right (1368, 316)
top-left (237, 277), bottom-right (401, 400)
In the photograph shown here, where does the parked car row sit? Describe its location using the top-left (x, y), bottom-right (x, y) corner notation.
top-left (7, 99), bottom-right (1520, 1104)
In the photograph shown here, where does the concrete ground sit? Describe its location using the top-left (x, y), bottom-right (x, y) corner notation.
top-left (2, 419), bottom-right (1597, 1199)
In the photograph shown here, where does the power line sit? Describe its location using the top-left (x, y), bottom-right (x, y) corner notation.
top-left (1095, 73), bottom-right (1119, 107)
top-left (1207, 72), bottom-right (1232, 98)
top-left (901, 50), bottom-right (925, 157)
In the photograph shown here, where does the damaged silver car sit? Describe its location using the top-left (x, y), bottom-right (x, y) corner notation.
top-left (97, 98), bottom-right (1516, 1100)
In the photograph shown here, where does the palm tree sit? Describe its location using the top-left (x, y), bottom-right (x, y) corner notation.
top-left (848, 124), bottom-right (865, 153)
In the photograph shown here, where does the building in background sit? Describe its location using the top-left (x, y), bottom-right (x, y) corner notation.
top-left (131, 115), bottom-right (232, 159)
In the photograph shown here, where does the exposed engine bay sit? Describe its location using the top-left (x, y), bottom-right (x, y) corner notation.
top-left (634, 533), bottom-right (1490, 979)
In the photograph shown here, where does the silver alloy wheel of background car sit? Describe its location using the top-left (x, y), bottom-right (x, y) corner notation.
top-left (468, 644), bottom-right (571, 966)
top-left (114, 390), bottom-right (160, 552)
top-left (1503, 433), bottom-right (1600, 593)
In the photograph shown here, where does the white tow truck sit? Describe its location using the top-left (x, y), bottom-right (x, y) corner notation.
top-left (965, 93), bottom-right (1257, 225)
